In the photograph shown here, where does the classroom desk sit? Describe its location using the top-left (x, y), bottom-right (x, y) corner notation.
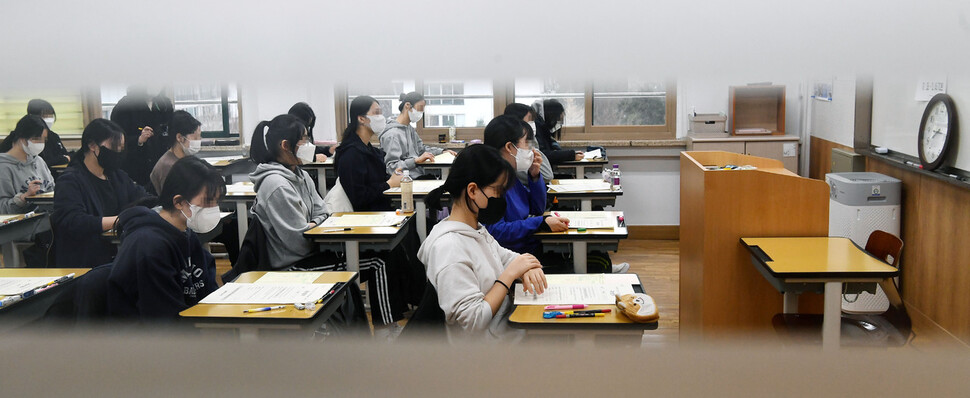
top-left (383, 179), bottom-right (447, 240)
top-left (507, 274), bottom-right (657, 346)
top-left (547, 179), bottom-right (622, 211)
top-left (50, 164), bottom-right (68, 178)
top-left (304, 152), bottom-right (455, 198)
top-left (222, 182), bottom-right (256, 248)
top-left (102, 212), bottom-right (233, 245)
top-left (0, 268), bottom-right (88, 332)
top-left (202, 155), bottom-right (247, 169)
top-left (179, 271), bottom-right (358, 342)
top-left (535, 211), bottom-right (628, 274)
top-left (0, 213), bottom-right (49, 268)
top-left (25, 191), bottom-right (55, 208)
top-left (304, 212), bottom-right (412, 274)
top-left (741, 237), bottom-right (899, 351)
top-left (554, 157), bottom-right (608, 179)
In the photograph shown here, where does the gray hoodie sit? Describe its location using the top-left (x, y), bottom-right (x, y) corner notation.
top-left (379, 120), bottom-right (444, 178)
top-left (0, 153), bottom-right (54, 214)
top-left (417, 219), bottom-right (525, 343)
top-left (250, 162), bottom-right (328, 268)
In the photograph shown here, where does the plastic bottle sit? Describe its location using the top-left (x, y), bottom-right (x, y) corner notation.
top-left (400, 170), bottom-right (414, 213)
top-left (611, 164), bottom-right (621, 190)
top-left (448, 126), bottom-right (457, 142)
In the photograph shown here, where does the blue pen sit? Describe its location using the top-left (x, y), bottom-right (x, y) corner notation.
top-left (243, 305), bottom-right (286, 313)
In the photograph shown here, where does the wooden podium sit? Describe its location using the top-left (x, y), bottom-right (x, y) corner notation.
top-left (679, 151), bottom-right (829, 340)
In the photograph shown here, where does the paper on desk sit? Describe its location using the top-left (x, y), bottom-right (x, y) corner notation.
top-left (203, 155), bottom-right (245, 165)
top-left (548, 180), bottom-right (612, 192)
top-left (552, 211), bottom-right (615, 229)
top-left (226, 183), bottom-right (255, 194)
top-left (320, 213), bottom-right (406, 227)
top-left (544, 274), bottom-right (606, 285)
top-left (384, 180), bottom-right (444, 193)
top-left (254, 272), bottom-right (324, 284)
top-left (433, 152), bottom-right (456, 163)
top-left (583, 149), bottom-right (602, 160)
top-left (199, 283), bottom-right (334, 304)
top-left (0, 215), bottom-right (19, 223)
top-left (513, 284), bottom-right (634, 305)
top-left (0, 277), bottom-right (59, 296)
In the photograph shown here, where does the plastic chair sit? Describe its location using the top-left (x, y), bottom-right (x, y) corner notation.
top-left (398, 281), bottom-right (446, 341)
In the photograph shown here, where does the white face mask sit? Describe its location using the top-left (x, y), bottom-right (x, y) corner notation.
top-left (182, 203), bottom-right (222, 233)
top-left (182, 138), bottom-right (202, 156)
top-left (23, 140), bottom-right (45, 157)
top-left (527, 121), bottom-right (537, 134)
top-left (43, 117), bottom-right (55, 129)
top-left (296, 142), bottom-right (316, 164)
top-left (551, 122), bottom-right (563, 133)
top-left (367, 114), bottom-right (386, 133)
top-left (512, 145), bottom-right (534, 173)
top-left (408, 109), bottom-right (423, 123)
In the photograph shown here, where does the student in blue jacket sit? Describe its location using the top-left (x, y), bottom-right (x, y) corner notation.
top-left (107, 156), bottom-right (223, 320)
top-left (52, 119), bottom-right (148, 268)
top-left (482, 115), bottom-right (569, 254)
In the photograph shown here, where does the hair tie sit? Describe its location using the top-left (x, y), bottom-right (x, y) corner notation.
top-left (262, 125), bottom-right (269, 148)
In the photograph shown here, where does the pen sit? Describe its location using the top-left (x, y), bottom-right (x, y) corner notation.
top-left (555, 313), bottom-right (606, 318)
top-left (903, 160), bottom-right (923, 169)
top-left (568, 309), bottom-right (612, 314)
top-left (243, 305), bottom-right (286, 313)
top-left (38, 273), bottom-right (75, 289)
top-left (554, 212), bottom-right (561, 217)
top-left (0, 295), bottom-right (22, 308)
top-left (321, 227), bottom-right (352, 233)
top-left (544, 304), bottom-right (587, 310)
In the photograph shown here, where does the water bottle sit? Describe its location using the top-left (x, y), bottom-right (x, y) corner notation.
top-left (448, 126), bottom-right (457, 142)
top-left (400, 170), bottom-right (414, 213)
top-left (611, 164), bottom-right (621, 190)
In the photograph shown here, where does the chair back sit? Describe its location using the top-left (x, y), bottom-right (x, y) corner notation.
top-left (865, 230), bottom-right (903, 268)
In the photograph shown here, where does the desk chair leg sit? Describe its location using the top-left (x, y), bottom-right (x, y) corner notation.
top-left (235, 202), bottom-right (249, 249)
top-left (822, 281), bottom-right (842, 351)
top-left (572, 241), bottom-right (588, 273)
top-left (581, 199), bottom-right (592, 212)
top-left (345, 241), bottom-right (360, 272)
top-left (416, 201), bottom-right (427, 241)
top-left (783, 292), bottom-right (800, 314)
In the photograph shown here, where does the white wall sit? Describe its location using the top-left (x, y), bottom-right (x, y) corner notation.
top-left (606, 148), bottom-right (682, 226)
top-left (239, 81), bottom-right (337, 148)
top-left (807, 76), bottom-right (856, 147)
top-left (676, 77), bottom-right (806, 139)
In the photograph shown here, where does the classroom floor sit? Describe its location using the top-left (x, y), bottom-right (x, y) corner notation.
top-left (213, 239), bottom-right (967, 351)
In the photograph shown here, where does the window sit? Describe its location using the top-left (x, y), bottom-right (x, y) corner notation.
top-left (514, 78), bottom-right (586, 126)
top-left (100, 84), bottom-right (240, 138)
top-left (423, 79), bottom-right (492, 128)
top-left (425, 83), bottom-right (464, 106)
top-left (347, 80), bottom-right (416, 119)
top-left (592, 79), bottom-right (667, 126)
top-left (0, 90), bottom-right (86, 136)
top-left (426, 114), bottom-right (463, 128)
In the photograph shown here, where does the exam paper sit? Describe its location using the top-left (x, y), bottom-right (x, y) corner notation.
top-left (513, 284), bottom-right (634, 305)
top-left (553, 211), bottom-right (616, 229)
top-left (254, 272), bottom-right (324, 284)
top-left (547, 180), bottom-right (612, 192)
top-left (583, 149), bottom-right (602, 160)
top-left (202, 156), bottom-right (245, 165)
top-left (433, 152), bottom-right (456, 163)
top-left (199, 283), bottom-right (334, 304)
top-left (384, 180), bottom-right (445, 193)
top-left (0, 215), bottom-right (19, 223)
top-left (0, 277), bottom-right (59, 296)
top-left (226, 183), bottom-right (255, 194)
top-left (320, 213), bottom-right (406, 227)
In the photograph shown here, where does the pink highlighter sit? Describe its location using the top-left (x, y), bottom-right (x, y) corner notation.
top-left (544, 304), bottom-right (587, 310)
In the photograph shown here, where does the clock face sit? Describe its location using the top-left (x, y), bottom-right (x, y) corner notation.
top-left (921, 101), bottom-right (949, 163)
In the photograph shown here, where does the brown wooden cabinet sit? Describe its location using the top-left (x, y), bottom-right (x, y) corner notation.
top-left (687, 135), bottom-right (800, 173)
top-left (729, 85), bottom-right (786, 135)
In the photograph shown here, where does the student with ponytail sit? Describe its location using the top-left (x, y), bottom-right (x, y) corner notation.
top-left (379, 91), bottom-right (456, 179)
top-left (333, 96), bottom-right (402, 211)
top-left (418, 144), bottom-right (547, 340)
top-left (52, 118), bottom-right (148, 268)
top-left (249, 114), bottom-right (408, 332)
top-left (0, 115), bottom-right (55, 214)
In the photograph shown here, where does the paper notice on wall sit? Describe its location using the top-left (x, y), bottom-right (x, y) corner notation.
top-left (783, 143), bottom-right (798, 157)
top-left (916, 77), bottom-right (947, 101)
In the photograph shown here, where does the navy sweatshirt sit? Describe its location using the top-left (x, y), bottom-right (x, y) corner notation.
top-left (333, 132), bottom-right (392, 211)
top-left (106, 206), bottom-right (217, 320)
top-left (52, 163), bottom-right (147, 267)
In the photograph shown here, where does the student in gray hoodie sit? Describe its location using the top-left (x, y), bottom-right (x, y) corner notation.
top-left (418, 145), bottom-right (548, 342)
top-left (0, 115), bottom-right (54, 214)
top-left (379, 91), bottom-right (456, 179)
top-left (249, 114), bottom-right (406, 329)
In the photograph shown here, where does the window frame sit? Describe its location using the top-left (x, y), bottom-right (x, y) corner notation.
top-left (99, 84), bottom-right (241, 139)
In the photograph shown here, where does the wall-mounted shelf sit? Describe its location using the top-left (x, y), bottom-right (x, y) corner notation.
top-left (858, 148), bottom-right (970, 191)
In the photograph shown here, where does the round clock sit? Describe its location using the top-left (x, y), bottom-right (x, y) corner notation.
top-left (918, 93), bottom-right (957, 170)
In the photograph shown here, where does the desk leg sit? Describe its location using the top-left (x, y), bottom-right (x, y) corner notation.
top-left (581, 199), bottom-right (592, 212)
top-left (574, 166), bottom-right (583, 178)
top-left (783, 292), bottom-right (799, 314)
top-left (822, 281), bottom-right (841, 351)
top-left (441, 168), bottom-right (449, 180)
top-left (1, 242), bottom-right (21, 268)
top-left (346, 241), bottom-right (360, 272)
top-left (235, 201), bottom-right (249, 249)
top-left (317, 170), bottom-right (328, 198)
top-left (572, 241), bottom-right (587, 273)
top-left (416, 201), bottom-right (427, 241)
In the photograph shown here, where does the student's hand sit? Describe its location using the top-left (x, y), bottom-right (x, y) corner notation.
top-left (102, 216), bottom-right (119, 232)
top-left (545, 216), bottom-right (569, 232)
top-left (504, 254), bottom-right (543, 282)
top-left (387, 168), bottom-right (403, 187)
top-left (315, 153), bottom-right (328, 163)
top-left (25, 180), bottom-right (42, 197)
top-left (574, 151), bottom-right (584, 161)
top-left (445, 149), bottom-right (457, 156)
top-left (519, 268), bottom-right (548, 295)
top-left (64, 155), bottom-right (71, 162)
top-left (529, 149), bottom-right (543, 178)
top-left (416, 152), bottom-right (435, 164)
top-left (306, 222), bottom-right (317, 230)
top-left (138, 126), bottom-right (154, 145)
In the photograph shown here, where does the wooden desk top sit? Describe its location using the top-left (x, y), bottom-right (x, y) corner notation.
top-left (535, 211), bottom-right (628, 238)
top-left (304, 212), bottom-right (411, 240)
top-left (50, 164), bottom-right (68, 170)
top-left (741, 237), bottom-right (899, 279)
top-left (383, 180), bottom-right (446, 197)
top-left (0, 268), bottom-right (89, 278)
top-left (25, 192), bottom-right (55, 200)
top-left (508, 275), bottom-right (657, 330)
top-left (179, 271), bottom-right (357, 320)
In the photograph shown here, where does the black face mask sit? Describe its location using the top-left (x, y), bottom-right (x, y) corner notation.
top-left (473, 193), bottom-right (507, 225)
top-left (97, 145), bottom-right (123, 171)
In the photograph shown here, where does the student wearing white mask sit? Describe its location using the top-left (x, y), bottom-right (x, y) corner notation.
top-left (503, 103), bottom-right (553, 182)
top-left (150, 110), bottom-right (203, 194)
top-left (379, 91), bottom-right (456, 179)
top-left (26, 99), bottom-right (71, 167)
top-left (334, 96), bottom-right (402, 211)
top-left (532, 99), bottom-right (584, 166)
top-left (107, 156), bottom-right (225, 320)
top-left (0, 115), bottom-right (54, 214)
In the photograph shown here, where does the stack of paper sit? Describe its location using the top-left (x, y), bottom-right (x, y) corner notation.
top-left (513, 274), bottom-right (636, 305)
top-left (433, 152), bottom-right (456, 163)
top-left (0, 277), bottom-right (59, 296)
top-left (320, 213), bottom-right (407, 227)
top-left (583, 149), bottom-right (603, 160)
top-left (200, 283), bottom-right (334, 304)
top-left (547, 180), bottom-right (612, 193)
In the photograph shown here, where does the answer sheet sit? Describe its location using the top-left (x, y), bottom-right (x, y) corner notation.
top-left (0, 277), bottom-right (59, 296)
top-left (513, 283), bottom-right (634, 305)
top-left (553, 211), bottom-right (616, 229)
top-left (433, 152), bottom-right (456, 163)
top-left (225, 183), bottom-right (255, 194)
top-left (254, 272), bottom-right (324, 284)
top-left (320, 213), bottom-right (406, 227)
top-left (582, 149), bottom-right (602, 160)
top-left (199, 283), bottom-right (334, 304)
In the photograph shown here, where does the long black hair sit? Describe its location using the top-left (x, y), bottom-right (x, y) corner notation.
top-left (158, 156), bottom-right (227, 211)
top-left (425, 144), bottom-right (515, 212)
top-left (503, 103), bottom-right (535, 121)
top-left (542, 99), bottom-right (565, 138)
top-left (249, 114), bottom-right (306, 165)
top-left (163, 110), bottom-right (202, 149)
top-left (333, 96), bottom-right (378, 169)
top-left (0, 115), bottom-right (47, 153)
top-left (483, 115), bottom-right (532, 150)
top-left (26, 99), bottom-right (56, 119)
top-left (287, 102), bottom-right (316, 141)
top-left (73, 118), bottom-right (125, 165)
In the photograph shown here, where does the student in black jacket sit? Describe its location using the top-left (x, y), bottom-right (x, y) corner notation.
top-left (109, 86), bottom-right (173, 188)
top-left (107, 156), bottom-right (223, 321)
top-left (532, 99), bottom-right (583, 165)
top-left (333, 96), bottom-right (402, 211)
top-left (52, 119), bottom-right (148, 268)
top-left (26, 99), bottom-right (71, 167)
top-left (288, 102), bottom-right (334, 162)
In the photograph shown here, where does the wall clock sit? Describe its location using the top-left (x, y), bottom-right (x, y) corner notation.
top-left (918, 93), bottom-right (957, 171)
